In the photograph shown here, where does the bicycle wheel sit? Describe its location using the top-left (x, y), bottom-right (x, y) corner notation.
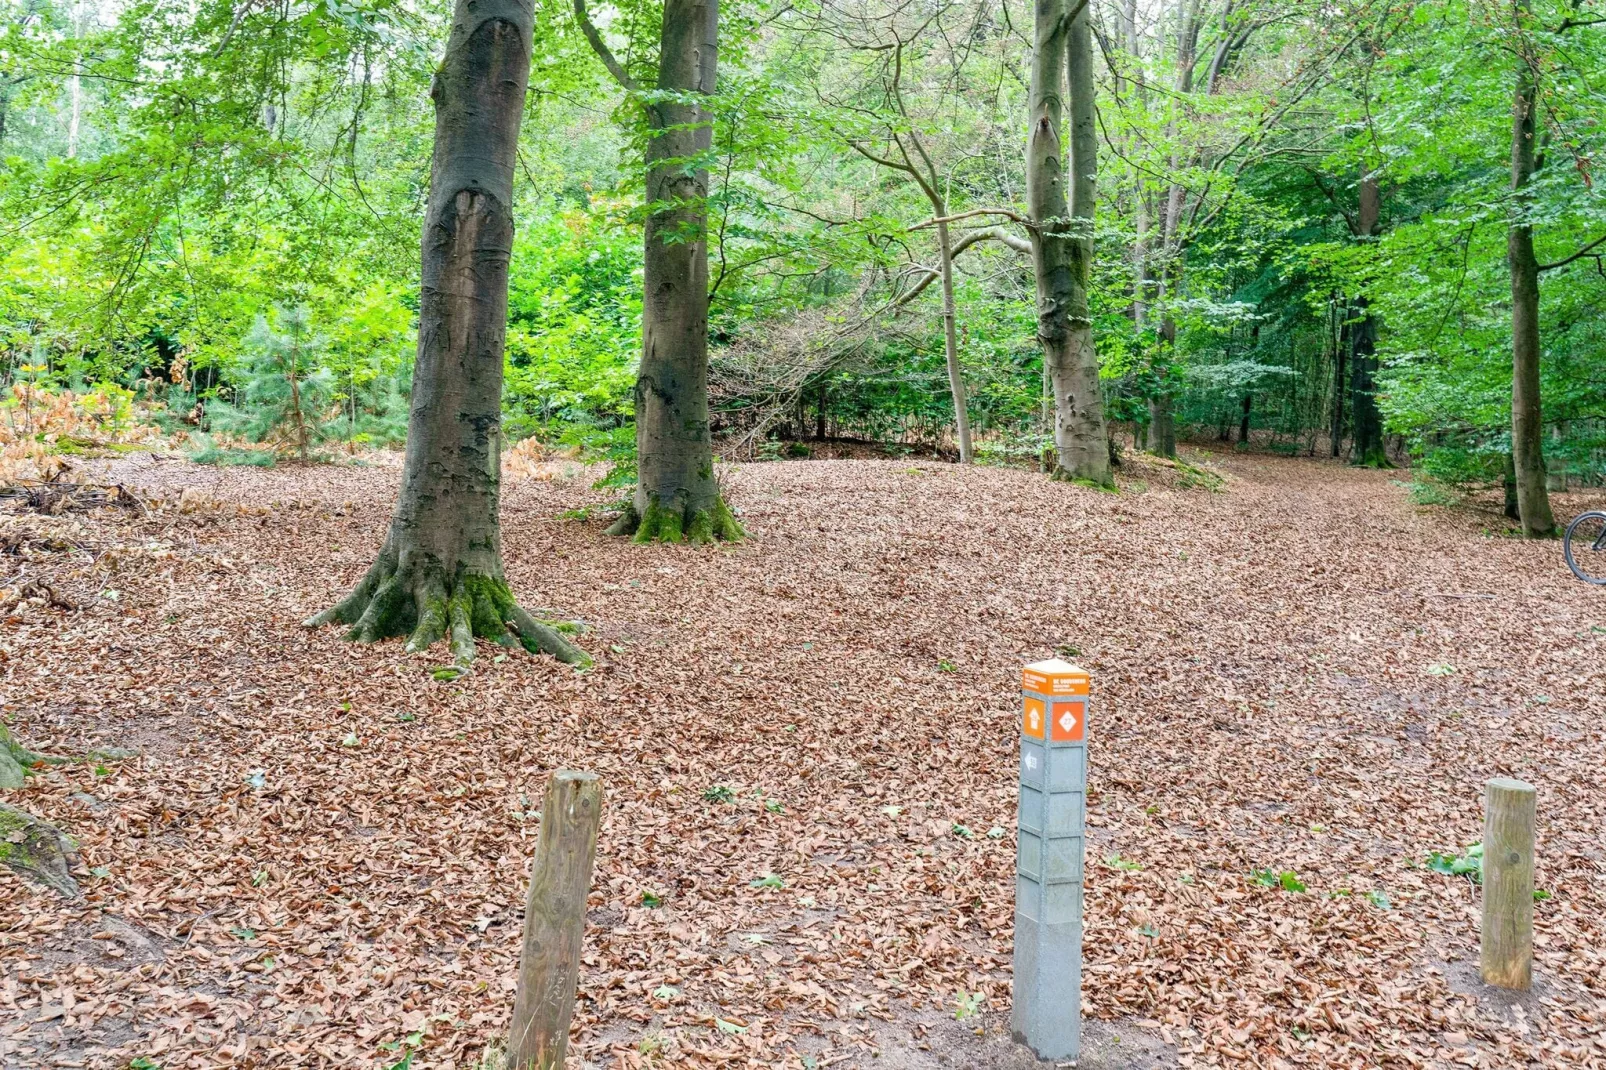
top-left (1564, 511), bottom-right (1606, 585)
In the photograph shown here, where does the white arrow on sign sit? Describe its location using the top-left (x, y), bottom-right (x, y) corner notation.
top-left (1029, 709), bottom-right (1041, 731)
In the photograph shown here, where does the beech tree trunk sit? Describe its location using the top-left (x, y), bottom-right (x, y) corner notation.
top-left (305, 0), bottom-right (583, 669)
top-left (1028, 0), bottom-right (1111, 484)
top-left (1508, 39), bottom-right (1556, 536)
top-left (935, 216), bottom-right (975, 464)
top-left (1350, 171), bottom-right (1389, 467)
top-left (606, 0), bottom-right (743, 542)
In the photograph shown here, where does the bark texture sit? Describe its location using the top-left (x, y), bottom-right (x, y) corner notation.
top-left (1350, 173), bottom-right (1389, 467)
top-left (306, 0), bottom-right (585, 668)
top-left (507, 771), bottom-right (604, 1069)
top-left (1027, 0), bottom-right (1111, 484)
top-left (1508, 43), bottom-right (1556, 536)
top-left (606, 0), bottom-right (743, 541)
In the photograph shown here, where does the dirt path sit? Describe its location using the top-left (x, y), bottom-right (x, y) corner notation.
top-left (2, 450), bottom-right (1602, 1069)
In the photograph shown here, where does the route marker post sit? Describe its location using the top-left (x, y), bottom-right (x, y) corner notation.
top-left (1011, 657), bottom-right (1089, 1061)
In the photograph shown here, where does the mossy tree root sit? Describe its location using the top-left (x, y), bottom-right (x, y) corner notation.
top-left (305, 557), bottom-right (588, 669)
top-left (0, 802), bottom-right (81, 896)
top-left (607, 494), bottom-right (744, 544)
top-left (0, 723), bottom-right (136, 790)
top-left (1049, 467), bottom-right (1117, 492)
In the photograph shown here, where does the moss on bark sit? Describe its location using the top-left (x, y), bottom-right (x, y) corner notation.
top-left (308, 562), bottom-right (588, 671)
top-left (611, 492), bottom-right (743, 544)
top-left (0, 802), bottom-right (81, 897)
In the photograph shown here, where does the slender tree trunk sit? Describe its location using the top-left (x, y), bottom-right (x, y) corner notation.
top-left (1508, 35), bottom-right (1556, 536)
top-left (1238, 392), bottom-right (1251, 443)
top-left (1330, 297), bottom-right (1346, 457)
top-left (305, 0), bottom-right (583, 669)
top-left (607, 0), bottom-right (742, 542)
top-left (1028, 0), bottom-right (1111, 484)
top-left (935, 216), bottom-right (974, 464)
top-left (1349, 170), bottom-right (1389, 467)
top-left (1504, 451), bottom-right (1521, 521)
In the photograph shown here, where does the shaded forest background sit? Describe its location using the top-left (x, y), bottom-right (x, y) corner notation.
top-left (2, 0), bottom-right (1604, 498)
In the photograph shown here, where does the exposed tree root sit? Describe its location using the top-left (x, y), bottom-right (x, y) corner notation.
top-left (304, 554), bottom-right (588, 670)
top-left (1050, 467), bottom-right (1117, 491)
top-left (0, 802), bottom-right (81, 896)
top-left (607, 493), bottom-right (744, 544)
top-left (0, 723), bottom-right (136, 789)
top-left (0, 725), bottom-right (133, 898)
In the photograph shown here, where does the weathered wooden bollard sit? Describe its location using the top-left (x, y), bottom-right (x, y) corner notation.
top-left (1011, 658), bottom-right (1089, 1061)
top-left (1480, 777), bottom-right (1536, 991)
top-left (507, 770), bottom-right (604, 1070)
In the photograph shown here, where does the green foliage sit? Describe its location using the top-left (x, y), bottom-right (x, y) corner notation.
top-left (1251, 868), bottom-right (1307, 892)
top-left (1426, 843), bottom-right (1484, 882)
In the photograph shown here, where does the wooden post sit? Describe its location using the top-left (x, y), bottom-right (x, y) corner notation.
top-left (1480, 777), bottom-right (1536, 990)
top-left (507, 770), bottom-right (604, 1070)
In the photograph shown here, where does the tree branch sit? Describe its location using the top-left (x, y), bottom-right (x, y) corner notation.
top-left (573, 0), bottom-right (637, 93)
top-left (910, 208), bottom-right (1031, 230)
top-left (1538, 231), bottom-right (1606, 271)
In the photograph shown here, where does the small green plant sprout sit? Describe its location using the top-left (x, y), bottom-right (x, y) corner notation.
top-left (637, 1033), bottom-right (666, 1055)
top-left (764, 798), bottom-right (784, 813)
top-left (341, 731), bottom-right (360, 747)
top-left (1367, 890), bottom-right (1393, 909)
top-left (1424, 662), bottom-right (1457, 676)
top-left (1251, 869), bottom-right (1307, 892)
top-left (880, 804), bottom-right (903, 818)
top-left (950, 822), bottom-right (974, 839)
top-left (557, 505), bottom-right (593, 522)
top-left (986, 826), bottom-right (1007, 839)
top-left (740, 932), bottom-right (770, 945)
top-left (651, 984), bottom-right (679, 1002)
top-left (702, 784), bottom-right (736, 804)
top-left (954, 991), bottom-right (985, 1020)
top-left (1105, 853), bottom-right (1142, 871)
top-left (1138, 923), bottom-right (1160, 938)
top-left (641, 890), bottom-right (663, 908)
top-left (396, 710), bottom-right (417, 723)
top-left (938, 658), bottom-right (957, 672)
top-left (749, 872), bottom-right (785, 889)
top-left (1426, 843), bottom-right (1483, 882)
top-left (714, 1017), bottom-right (747, 1035)
top-left (229, 926), bottom-right (256, 941)
top-left (1533, 888), bottom-right (1553, 902)
top-left (129, 1059), bottom-right (164, 1070)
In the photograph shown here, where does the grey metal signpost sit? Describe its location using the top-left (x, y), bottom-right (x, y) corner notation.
top-left (1011, 657), bottom-right (1089, 1062)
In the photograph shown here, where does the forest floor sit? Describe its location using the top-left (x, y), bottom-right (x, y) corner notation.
top-left (2, 447), bottom-right (1604, 1070)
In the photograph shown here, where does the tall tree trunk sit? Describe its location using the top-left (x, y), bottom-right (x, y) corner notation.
top-left (935, 216), bottom-right (974, 464)
top-left (1330, 297), bottom-right (1347, 457)
top-left (1238, 392), bottom-right (1251, 443)
top-left (305, 0), bottom-right (583, 670)
top-left (1028, 0), bottom-right (1110, 484)
top-left (1508, 37), bottom-right (1556, 536)
top-left (1350, 171), bottom-right (1389, 467)
top-left (607, 0), bottom-right (743, 542)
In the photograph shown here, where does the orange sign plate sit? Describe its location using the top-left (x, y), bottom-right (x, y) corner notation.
top-left (1021, 658), bottom-right (1090, 697)
top-left (1049, 700), bottom-right (1086, 742)
top-left (1023, 697), bottom-right (1046, 739)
